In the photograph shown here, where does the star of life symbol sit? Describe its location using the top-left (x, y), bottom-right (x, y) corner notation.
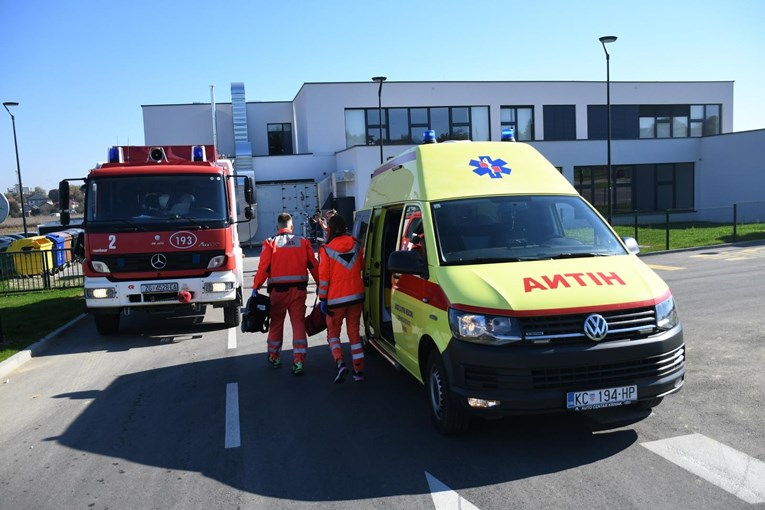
top-left (469, 156), bottom-right (511, 178)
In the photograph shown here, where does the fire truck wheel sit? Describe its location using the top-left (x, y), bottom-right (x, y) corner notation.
top-left (224, 303), bottom-right (241, 328)
top-left (426, 349), bottom-right (470, 434)
top-left (94, 313), bottom-right (120, 336)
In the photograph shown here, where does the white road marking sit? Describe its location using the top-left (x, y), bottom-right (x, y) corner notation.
top-left (425, 471), bottom-right (481, 510)
top-left (225, 383), bottom-right (241, 449)
top-left (642, 433), bottom-right (765, 504)
top-left (227, 327), bottom-right (237, 349)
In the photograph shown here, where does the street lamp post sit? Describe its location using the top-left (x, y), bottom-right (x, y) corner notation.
top-left (2, 101), bottom-right (28, 236)
top-left (372, 76), bottom-right (387, 164)
top-left (599, 35), bottom-right (617, 224)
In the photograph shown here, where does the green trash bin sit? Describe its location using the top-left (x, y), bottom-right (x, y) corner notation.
top-left (9, 236), bottom-right (54, 276)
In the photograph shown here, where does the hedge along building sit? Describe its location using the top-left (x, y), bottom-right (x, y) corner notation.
top-left (141, 80), bottom-right (765, 245)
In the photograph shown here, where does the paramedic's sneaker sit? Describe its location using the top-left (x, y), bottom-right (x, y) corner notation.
top-left (352, 371), bottom-right (365, 382)
top-left (267, 356), bottom-right (281, 369)
top-left (292, 361), bottom-right (304, 376)
top-left (334, 362), bottom-right (348, 384)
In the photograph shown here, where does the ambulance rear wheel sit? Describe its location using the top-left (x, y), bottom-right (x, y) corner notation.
top-left (426, 349), bottom-right (470, 434)
top-left (224, 303), bottom-right (241, 328)
top-left (94, 313), bottom-right (120, 336)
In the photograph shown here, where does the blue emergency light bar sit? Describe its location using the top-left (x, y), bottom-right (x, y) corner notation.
top-left (192, 145), bottom-right (206, 161)
top-left (422, 130), bottom-right (437, 144)
top-left (501, 128), bottom-right (516, 142)
top-left (108, 146), bottom-right (124, 163)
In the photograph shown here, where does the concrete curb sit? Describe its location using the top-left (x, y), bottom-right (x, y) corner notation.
top-left (0, 313), bottom-right (88, 381)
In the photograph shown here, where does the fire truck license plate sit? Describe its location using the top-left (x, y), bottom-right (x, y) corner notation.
top-left (567, 385), bottom-right (637, 410)
top-left (141, 283), bottom-right (179, 293)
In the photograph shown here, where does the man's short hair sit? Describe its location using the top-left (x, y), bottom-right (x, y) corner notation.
top-left (277, 212), bottom-right (292, 229)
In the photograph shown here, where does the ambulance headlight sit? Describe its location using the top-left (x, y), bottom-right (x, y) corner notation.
top-left (448, 309), bottom-right (522, 345)
top-left (656, 295), bottom-right (679, 330)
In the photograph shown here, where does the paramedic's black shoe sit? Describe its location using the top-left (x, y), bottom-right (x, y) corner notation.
top-left (353, 371), bottom-right (365, 382)
top-left (334, 362), bottom-right (348, 384)
top-left (267, 356), bottom-right (281, 369)
top-left (292, 361), bottom-right (304, 375)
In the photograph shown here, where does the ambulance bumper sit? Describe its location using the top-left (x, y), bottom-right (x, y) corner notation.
top-left (442, 324), bottom-right (684, 416)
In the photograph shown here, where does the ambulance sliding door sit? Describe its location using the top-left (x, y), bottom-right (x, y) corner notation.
top-left (363, 207), bottom-right (401, 345)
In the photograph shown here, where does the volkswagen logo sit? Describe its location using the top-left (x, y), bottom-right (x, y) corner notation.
top-left (150, 253), bottom-right (167, 270)
top-left (584, 314), bottom-right (609, 341)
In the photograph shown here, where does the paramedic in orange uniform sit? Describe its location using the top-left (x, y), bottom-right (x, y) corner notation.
top-left (318, 214), bottom-right (366, 383)
top-left (253, 212), bottom-right (319, 375)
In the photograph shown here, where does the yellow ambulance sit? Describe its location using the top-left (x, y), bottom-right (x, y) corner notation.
top-left (352, 137), bottom-right (684, 434)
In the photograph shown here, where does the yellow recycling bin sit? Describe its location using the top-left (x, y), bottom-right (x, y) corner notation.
top-left (9, 236), bottom-right (54, 276)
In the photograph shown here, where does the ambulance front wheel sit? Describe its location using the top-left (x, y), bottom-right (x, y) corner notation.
top-left (426, 349), bottom-right (470, 434)
top-left (94, 312), bottom-right (120, 336)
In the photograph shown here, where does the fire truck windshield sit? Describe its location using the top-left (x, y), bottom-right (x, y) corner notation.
top-left (86, 174), bottom-right (228, 228)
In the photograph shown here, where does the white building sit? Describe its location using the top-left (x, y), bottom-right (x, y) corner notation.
top-left (142, 80), bottom-right (765, 244)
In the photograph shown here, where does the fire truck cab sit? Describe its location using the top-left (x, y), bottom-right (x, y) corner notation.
top-left (59, 145), bottom-right (254, 335)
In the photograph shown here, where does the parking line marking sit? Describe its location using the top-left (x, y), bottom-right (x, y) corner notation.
top-left (425, 471), bottom-right (481, 510)
top-left (646, 263), bottom-right (685, 271)
top-left (642, 433), bottom-right (765, 504)
top-left (225, 383), bottom-right (241, 449)
top-left (227, 327), bottom-right (237, 350)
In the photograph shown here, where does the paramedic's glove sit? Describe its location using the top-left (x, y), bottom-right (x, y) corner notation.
top-left (319, 299), bottom-right (328, 315)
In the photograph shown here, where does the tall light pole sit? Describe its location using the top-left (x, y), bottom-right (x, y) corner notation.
top-left (372, 76), bottom-right (387, 164)
top-left (3, 101), bottom-right (28, 236)
top-left (599, 35), bottom-right (617, 224)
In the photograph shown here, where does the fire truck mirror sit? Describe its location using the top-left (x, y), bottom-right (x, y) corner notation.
top-left (59, 181), bottom-right (70, 225)
top-left (244, 206), bottom-right (254, 220)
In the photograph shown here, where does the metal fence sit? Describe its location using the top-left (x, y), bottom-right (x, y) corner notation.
top-left (0, 248), bottom-right (83, 294)
top-left (612, 201), bottom-right (765, 252)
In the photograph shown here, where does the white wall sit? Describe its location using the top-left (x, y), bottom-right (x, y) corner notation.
top-left (697, 129), bottom-right (765, 208)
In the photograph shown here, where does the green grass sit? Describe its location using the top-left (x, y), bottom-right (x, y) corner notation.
top-left (613, 222), bottom-right (765, 253)
top-left (0, 287), bottom-right (84, 363)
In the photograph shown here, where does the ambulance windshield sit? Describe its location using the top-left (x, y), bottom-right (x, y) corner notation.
top-left (432, 195), bottom-right (626, 264)
top-left (85, 174), bottom-right (228, 230)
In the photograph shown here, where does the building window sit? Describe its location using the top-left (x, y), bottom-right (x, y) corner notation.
top-left (587, 105), bottom-right (639, 140)
top-left (543, 105), bottom-right (576, 141)
top-left (639, 105), bottom-right (720, 139)
top-left (344, 106), bottom-right (490, 148)
top-left (575, 162), bottom-right (695, 214)
top-left (500, 106), bottom-right (534, 141)
top-left (267, 123), bottom-right (293, 155)
top-left (690, 104), bottom-right (721, 137)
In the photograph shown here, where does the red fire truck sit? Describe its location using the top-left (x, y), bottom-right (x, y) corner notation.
top-left (59, 145), bottom-right (254, 335)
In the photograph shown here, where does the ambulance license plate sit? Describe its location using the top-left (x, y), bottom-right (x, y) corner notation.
top-left (141, 283), bottom-right (178, 293)
top-left (567, 385), bottom-right (637, 410)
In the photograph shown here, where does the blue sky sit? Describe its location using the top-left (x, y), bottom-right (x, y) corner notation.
top-left (1, 0), bottom-right (763, 194)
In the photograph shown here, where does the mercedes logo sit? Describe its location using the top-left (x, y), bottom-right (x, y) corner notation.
top-left (150, 253), bottom-right (167, 270)
top-left (584, 314), bottom-right (609, 341)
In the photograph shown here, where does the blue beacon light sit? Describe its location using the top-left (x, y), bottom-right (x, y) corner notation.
top-left (422, 130), bottom-right (437, 144)
top-left (192, 145), bottom-right (206, 161)
top-left (501, 128), bottom-right (516, 142)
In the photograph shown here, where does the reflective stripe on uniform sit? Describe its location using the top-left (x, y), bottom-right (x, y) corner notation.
top-left (327, 292), bottom-right (364, 307)
top-left (322, 244), bottom-right (360, 270)
top-left (268, 275), bottom-right (309, 284)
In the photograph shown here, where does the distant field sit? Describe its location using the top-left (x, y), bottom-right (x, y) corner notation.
top-left (1, 215), bottom-right (82, 237)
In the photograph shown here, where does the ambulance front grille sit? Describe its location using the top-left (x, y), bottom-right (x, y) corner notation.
top-left (92, 251), bottom-right (225, 274)
top-left (519, 306), bottom-right (658, 344)
top-left (462, 345), bottom-right (685, 392)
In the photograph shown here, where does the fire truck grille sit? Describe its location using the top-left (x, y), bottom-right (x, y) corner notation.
top-left (93, 251), bottom-right (225, 273)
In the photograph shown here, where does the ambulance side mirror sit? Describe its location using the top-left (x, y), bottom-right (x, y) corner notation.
top-left (387, 250), bottom-right (428, 280)
top-left (622, 237), bottom-right (640, 255)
